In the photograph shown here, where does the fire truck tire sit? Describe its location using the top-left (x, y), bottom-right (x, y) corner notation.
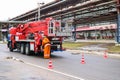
top-left (9, 42), bottom-right (13, 52)
top-left (20, 43), bottom-right (25, 54)
top-left (25, 43), bottom-right (30, 55)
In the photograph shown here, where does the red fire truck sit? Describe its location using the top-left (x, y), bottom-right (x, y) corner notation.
top-left (7, 17), bottom-right (71, 58)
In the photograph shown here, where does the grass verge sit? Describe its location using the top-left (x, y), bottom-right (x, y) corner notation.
top-left (62, 41), bottom-right (99, 50)
top-left (106, 43), bottom-right (120, 54)
top-left (63, 42), bottom-right (120, 53)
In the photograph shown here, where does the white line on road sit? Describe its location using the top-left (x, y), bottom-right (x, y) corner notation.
top-left (12, 57), bottom-right (85, 80)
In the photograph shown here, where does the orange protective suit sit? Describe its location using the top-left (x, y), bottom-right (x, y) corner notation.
top-left (42, 36), bottom-right (51, 59)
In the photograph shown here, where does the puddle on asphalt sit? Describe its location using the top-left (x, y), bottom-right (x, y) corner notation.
top-left (21, 76), bottom-right (45, 80)
top-left (5, 56), bottom-right (13, 59)
top-left (0, 76), bottom-right (9, 80)
top-left (71, 53), bottom-right (80, 55)
top-left (5, 56), bottom-right (24, 63)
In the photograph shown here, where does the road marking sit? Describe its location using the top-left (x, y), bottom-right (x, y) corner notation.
top-left (25, 62), bottom-right (85, 80)
top-left (11, 57), bottom-right (85, 80)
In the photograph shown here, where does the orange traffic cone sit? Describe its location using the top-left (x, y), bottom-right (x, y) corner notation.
top-left (81, 54), bottom-right (85, 64)
top-left (104, 50), bottom-right (108, 59)
top-left (48, 59), bottom-right (53, 69)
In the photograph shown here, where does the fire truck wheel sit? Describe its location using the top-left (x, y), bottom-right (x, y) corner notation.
top-left (9, 42), bottom-right (13, 52)
top-left (20, 43), bottom-right (25, 54)
top-left (25, 43), bottom-right (30, 55)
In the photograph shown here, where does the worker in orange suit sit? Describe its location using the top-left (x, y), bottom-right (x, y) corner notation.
top-left (42, 35), bottom-right (51, 59)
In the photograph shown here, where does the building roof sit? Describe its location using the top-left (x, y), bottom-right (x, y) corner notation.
top-left (10, 0), bottom-right (67, 21)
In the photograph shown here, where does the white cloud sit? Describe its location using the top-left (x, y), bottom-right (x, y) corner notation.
top-left (0, 0), bottom-right (54, 21)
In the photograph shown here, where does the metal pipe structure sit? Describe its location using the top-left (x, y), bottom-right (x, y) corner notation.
top-left (37, 2), bottom-right (44, 21)
top-left (38, 3), bottom-right (40, 21)
top-left (0, 24), bottom-right (1, 41)
top-left (116, 0), bottom-right (120, 43)
top-left (0, 21), bottom-right (26, 24)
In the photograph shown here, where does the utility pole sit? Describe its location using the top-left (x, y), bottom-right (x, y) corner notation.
top-left (38, 2), bottom-right (44, 21)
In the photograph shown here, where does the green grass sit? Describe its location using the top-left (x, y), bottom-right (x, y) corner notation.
top-left (107, 44), bottom-right (120, 53)
top-left (63, 42), bottom-right (120, 53)
top-left (62, 42), bottom-right (98, 49)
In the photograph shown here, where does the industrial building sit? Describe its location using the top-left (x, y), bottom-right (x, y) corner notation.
top-left (0, 21), bottom-right (25, 41)
top-left (0, 0), bottom-right (120, 42)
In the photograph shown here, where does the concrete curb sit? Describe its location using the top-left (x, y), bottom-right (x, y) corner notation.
top-left (66, 49), bottom-right (120, 58)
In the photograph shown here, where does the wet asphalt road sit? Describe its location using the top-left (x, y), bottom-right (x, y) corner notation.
top-left (0, 44), bottom-right (120, 80)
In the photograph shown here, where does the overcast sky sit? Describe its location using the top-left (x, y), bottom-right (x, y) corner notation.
top-left (0, 0), bottom-right (54, 21)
